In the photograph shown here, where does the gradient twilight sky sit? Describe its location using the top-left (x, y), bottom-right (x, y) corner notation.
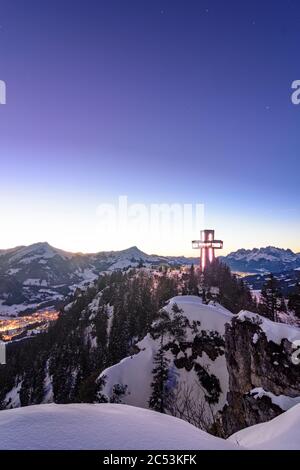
top-left (0, 0), bottom-right (299, 256)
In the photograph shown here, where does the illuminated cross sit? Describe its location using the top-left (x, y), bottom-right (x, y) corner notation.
top-left (192, 229), bottom-right (223, 272)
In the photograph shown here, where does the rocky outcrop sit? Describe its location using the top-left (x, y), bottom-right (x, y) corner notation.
top-left (221, 314), bottom-right (300, 436)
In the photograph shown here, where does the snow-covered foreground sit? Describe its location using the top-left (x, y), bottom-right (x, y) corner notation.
top-left (1, 402), bottom-right (300, 450)
top-left (0, 403), bottom-right (236, 450)
top-left (229, 404), bottom-right (300, 450)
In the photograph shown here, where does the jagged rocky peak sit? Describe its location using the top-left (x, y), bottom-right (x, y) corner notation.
top-left (227, 246), bottom-right (298, 262)
top-left (222, 246), bottom-right (300, 273)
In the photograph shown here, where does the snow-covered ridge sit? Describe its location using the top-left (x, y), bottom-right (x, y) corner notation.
top-left (0, 403), bottom-right (236, 450)
top-left (225, 246), bottom-right (299, 263)
top-left (1, 242), bottom-right (196, 265)
top-left (8, 242), bottom-right (73, 263)
top-left (222, 246), bottom-right (300, 274)
top-left (0, 402), bottom-right (299, 449)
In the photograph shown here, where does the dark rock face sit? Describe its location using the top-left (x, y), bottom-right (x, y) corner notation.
top-left (221, 316), bottom-right (300, 436)
top-left (167, 329), bottom-right (225, 404)
top-left (222, 392), bottom-right (282, 438)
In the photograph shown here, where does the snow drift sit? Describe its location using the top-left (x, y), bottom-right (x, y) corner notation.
top-left (1, 402), bottom-right (299, 450)
top-left (0, 403), bottom-right (236, 450)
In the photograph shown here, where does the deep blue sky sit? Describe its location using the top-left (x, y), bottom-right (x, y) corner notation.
top-left (0, 0), bottom-right (299, 254)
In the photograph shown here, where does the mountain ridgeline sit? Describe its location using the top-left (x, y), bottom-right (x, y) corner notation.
top-left (1, 242), bottom-right (299, 316)
top-left (221, 246), bottom-right (300, 274)
top-left (0, 242), bottom-right (196, 316)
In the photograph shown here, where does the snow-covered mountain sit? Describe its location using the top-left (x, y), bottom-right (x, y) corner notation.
top-left (0, 242), bottom-right (196, 316)
top-left (0, 242), bottom-right (89, 316)
top-left (100, 296), bottom-right (300, 435)
top-left (0, 403), bottom-right (235, 450)
top-left (222, 246), bottom-right (300, 274)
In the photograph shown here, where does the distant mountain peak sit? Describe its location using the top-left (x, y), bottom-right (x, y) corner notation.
top-left (7, 242), bottom-right (73, 264)
top-left (222, 246), bottom-right (300, 273)
top-left (122, 246), bottom-right (147, 257)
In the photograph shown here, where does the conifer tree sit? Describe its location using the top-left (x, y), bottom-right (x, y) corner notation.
top-left (148, 343), bottom-right (170, 413)
top-left (187, 264), bottom-right (199, 296)
top-left (288, 283), bottom-right (300, 318)
top-left (259, 274), bottom-right (283, 321)
top-left (149, 304), bottom-right (187, 413)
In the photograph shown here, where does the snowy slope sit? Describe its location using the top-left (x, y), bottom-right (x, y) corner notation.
top-left (0, 403), bottom-right (236, 450)
top-left (228, 404), bottom-right (300, 450)
top-left (100, 296), bottom-right (233, 421)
